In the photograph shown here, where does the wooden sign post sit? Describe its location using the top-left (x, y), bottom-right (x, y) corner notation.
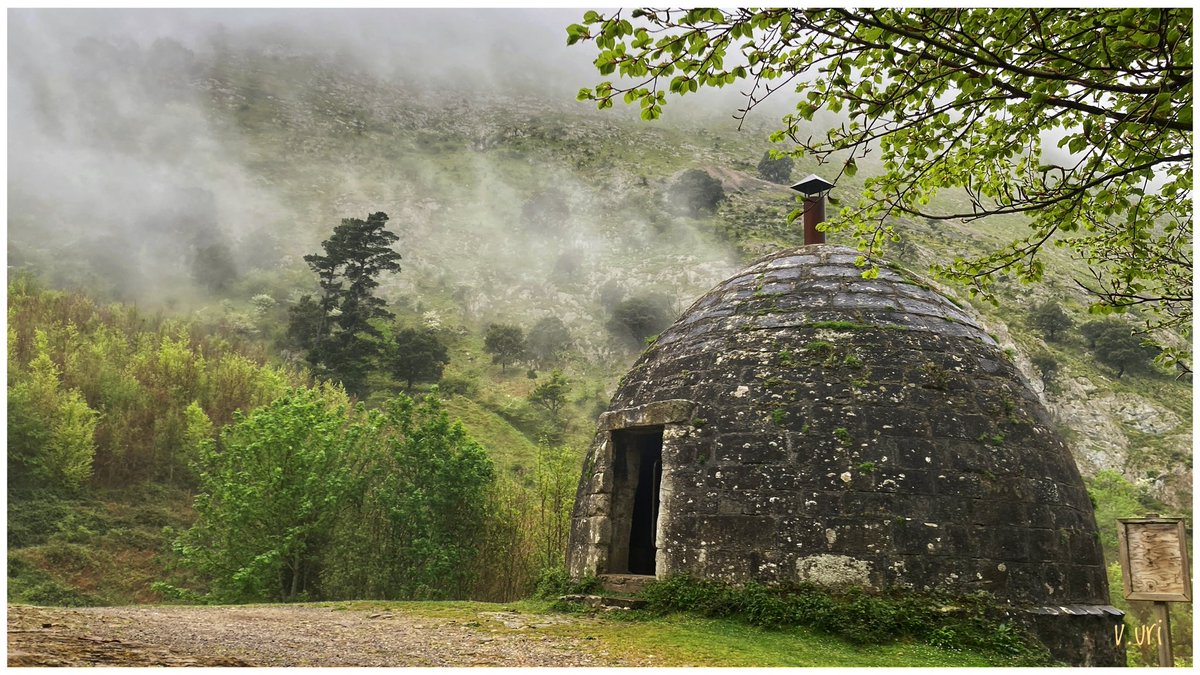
top-left (1117, 515), bottom-right (1191, 667)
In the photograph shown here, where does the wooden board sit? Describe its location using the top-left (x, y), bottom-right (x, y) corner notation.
top-left (1117, 517), bottom-right (1191, 602)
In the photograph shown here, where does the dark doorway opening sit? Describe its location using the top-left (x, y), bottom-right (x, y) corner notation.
top-left (609, 427), bottom-right (663, 576)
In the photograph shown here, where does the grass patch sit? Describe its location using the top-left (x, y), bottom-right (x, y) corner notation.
top-left (440, 395), bottom-right (541, 472)
top-left (7, 555), bottom-right (104, 607)
top-left (633, 576), bottom-right (1053, 666)
top-left (805, 340), bottom-right (836, 357)
top-left (532, 566), bottom-right (601, 599)
top-left (7, 485), bottom-right (197, 606)
top-left (592, 614), bottom-right (997, 667)
top-left (304, 598), bottom-right (1022, 666)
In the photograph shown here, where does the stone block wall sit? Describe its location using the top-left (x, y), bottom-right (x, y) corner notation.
top-left (567, 246), bottom-right (1123, 665)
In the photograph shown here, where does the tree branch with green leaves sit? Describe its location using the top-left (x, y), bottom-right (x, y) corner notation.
top-left (569, 7), bottom-right (1191, 369)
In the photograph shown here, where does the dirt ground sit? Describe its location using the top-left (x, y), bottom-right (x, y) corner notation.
top-left (7, 604), bottom-right (634, 667)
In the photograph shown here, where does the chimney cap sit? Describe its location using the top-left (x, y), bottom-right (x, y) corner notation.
top-left (790, 174), bottom-right (835, 197)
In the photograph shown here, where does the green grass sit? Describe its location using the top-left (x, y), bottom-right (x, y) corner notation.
top-left (441, 395), bottom-right (541, 472)
top-left (595, 614), bottom-right (995, 667)
top-left (309, 599), bottom-right (1002, 666)
top-left (7, 486), bottom-right (197, 606)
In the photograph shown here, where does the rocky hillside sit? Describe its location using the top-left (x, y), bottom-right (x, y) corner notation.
top-left (9, 37), bottom-right (1190, 510)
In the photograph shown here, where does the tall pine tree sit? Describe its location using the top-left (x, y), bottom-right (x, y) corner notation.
top-left (288, 212), bottom-right (401, 395)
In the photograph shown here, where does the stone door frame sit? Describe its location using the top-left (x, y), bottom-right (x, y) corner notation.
top-left (572, 399), bottom-right (696, 579)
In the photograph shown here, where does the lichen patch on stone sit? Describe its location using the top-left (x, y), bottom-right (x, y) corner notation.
top-left (795, 554), bottom-right (873, 588)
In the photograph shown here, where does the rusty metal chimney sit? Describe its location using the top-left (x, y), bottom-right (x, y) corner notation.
top-left (790, 174), bottom-right (835, 245)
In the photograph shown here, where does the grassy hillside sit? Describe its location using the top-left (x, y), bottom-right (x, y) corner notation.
top-left (190, 45), bottom-right (1191, 499)
top-left (7, 486), bottom-right (198, 607)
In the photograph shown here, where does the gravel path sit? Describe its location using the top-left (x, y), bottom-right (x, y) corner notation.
top-left (7, 604), bottom-right (635, 667)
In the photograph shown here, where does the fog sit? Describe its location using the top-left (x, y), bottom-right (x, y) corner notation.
top-left (9, 9), bottom-right (786, 340)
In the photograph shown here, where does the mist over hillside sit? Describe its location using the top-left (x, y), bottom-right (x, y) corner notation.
top-left (8, 9), bottom-right (757, 332)
top-left (8, 8), bottom-right (1191, 503)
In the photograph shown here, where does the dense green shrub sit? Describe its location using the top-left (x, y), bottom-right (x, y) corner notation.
top-left (166, 383), bottom-right (505, 604)
top-left (756, 151), bottom-right (794, 184)
top-left (438, 372), bottom-right (481, 397)
top-left (7, 496), bottom-right (78, 548)
top-left (172, 384), bottom-right (360, 603)
top-left (321, 394), bottom-right (495, 600)
top-left (534, 566), bottom-right (600, 599)
top-left (669, 169), bottom-right (726, 216)
top-left (8, 555), bottom-right (103, 607)
top-left (637, 576), bottom-right (1051, 664)
top-left (607, 293), bottom-right (674, 349)
top-left (7, 276), bottom-right (305, 489)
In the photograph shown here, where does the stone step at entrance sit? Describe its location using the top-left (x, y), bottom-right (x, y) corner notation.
top-left (599, 574), bottom-right (655, 596)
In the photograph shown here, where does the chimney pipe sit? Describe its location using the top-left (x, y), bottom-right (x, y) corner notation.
top-left (789, 174), bottom-right (835, 246)
top-left (802, 196), bottom-right (826, 246)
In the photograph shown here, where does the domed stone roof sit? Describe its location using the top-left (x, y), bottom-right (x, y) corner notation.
top-left (568, 245), bottom-right (1119, 664)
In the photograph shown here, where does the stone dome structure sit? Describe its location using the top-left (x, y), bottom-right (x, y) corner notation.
top-left (568, 245), bottom-right (1121, 665)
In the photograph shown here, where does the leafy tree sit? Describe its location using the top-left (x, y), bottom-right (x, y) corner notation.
top-left (598, 279), bottom-right (626, 314)
top-left (382, 325), bottom-right (450, 391)
top-left (181, 401), bottom-right (214, 474)
top-left (1080, 318), bottom-right (1122, 349)
top-left (532, 444), bottom-right (578, 570)
top-left (174, 385), bottom-right (359, 602)
top-left (757, 150), bottom-right (794, 184)
top-left (191, 241), bottom-right (238, 293)
top-left (1030, 350), bottom-right (1060, 389)
top-left (484, 323), bottom-right (526, 372)
top-left (528, 369), bottom-right (571, 418)
top-left (288, 212), bottom-right (401, 396)
top-left (669, 168), bottom-right (726, 216)
top-left (1091, 322), bottom-right (1158, 378)
top-left (1026, 300), bottom-right (1074, 342)
top-left (7, 330), bottom-right (97, 493)
top-left (250, 294), bottom-right (276, 315)
top-left (527, 316), bottom-right (573, 365)
top-left (569, 8), bottom-right (1192, 368)
top-left (322, 394), bottom-right (494, 600)
top-left (285, 294), bottom-right (326, 352)
top-left (608, 292), bottom-right (674, 348)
